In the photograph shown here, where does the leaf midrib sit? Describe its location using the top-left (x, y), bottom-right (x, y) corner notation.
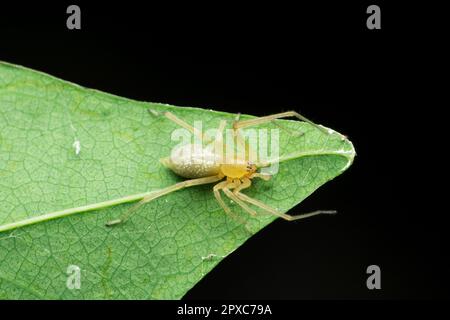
top-left (0, 149), bottom-right (353, 234)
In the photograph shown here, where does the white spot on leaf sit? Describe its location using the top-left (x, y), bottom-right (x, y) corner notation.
top-left (73, 139), bottom-right (81, 155)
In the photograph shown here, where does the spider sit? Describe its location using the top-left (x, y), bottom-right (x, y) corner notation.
top-left (106, 110), bottom-right (336, 227)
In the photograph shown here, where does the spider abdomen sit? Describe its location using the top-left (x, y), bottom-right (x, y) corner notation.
top-left (160, 143), bottom-right (221, 179)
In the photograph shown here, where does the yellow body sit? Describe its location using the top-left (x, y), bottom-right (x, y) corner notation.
top-left (220, 162), bottom-right (256, 179)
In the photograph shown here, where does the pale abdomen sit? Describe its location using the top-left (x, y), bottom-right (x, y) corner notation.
top-left (160, 144), bottom-right (221, 178)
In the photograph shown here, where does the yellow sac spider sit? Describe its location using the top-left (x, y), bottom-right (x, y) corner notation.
top-left (106, 110), bottom-right (336, 227)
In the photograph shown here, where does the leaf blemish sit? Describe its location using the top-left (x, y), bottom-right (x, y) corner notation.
top-left (72, 139), bottom-right (81, 155)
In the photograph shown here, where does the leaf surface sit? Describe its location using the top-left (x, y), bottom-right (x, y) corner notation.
top-left (0, 61), bottom-right (355, 299)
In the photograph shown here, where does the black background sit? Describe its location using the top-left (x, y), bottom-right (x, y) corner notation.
top-left (0, 1), bottom-right (446, 300)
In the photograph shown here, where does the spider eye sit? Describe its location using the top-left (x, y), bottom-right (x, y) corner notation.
top-left (246, 162), bottom-right (256, 172)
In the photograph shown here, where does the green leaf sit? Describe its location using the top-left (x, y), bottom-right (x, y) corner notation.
top-left (0, 61), bottom-right (355, 299)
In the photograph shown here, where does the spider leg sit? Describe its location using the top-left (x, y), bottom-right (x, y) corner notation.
top-left (215, 120), bottom-right (227, 143)
top-left (213, 181), bottom-right (248, 224)
top-left (225, 177), bottom-right (260, 217)
top-left (222, 186), bottom-right (257, 216)
top-left (205, 119), bottom-right (227, 155)
top-left (222, 179), bottom-right (254, 215)
top-left (106, 175), bottom-right (223, 226)
top-left (233, 110), bottom-right (328, 135)
top-left (232, 177), bottom-right (250, 193)
top-left (148, 109), bottom-right (205, 142)
top-left (213, 181), bottom-right (232, 214)
top-left (235, 190), bottom-right (336, 221)
top-left (248, 173), bottom-right (272, 181)
top-left (232, 113), bottom-right (258, 163)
